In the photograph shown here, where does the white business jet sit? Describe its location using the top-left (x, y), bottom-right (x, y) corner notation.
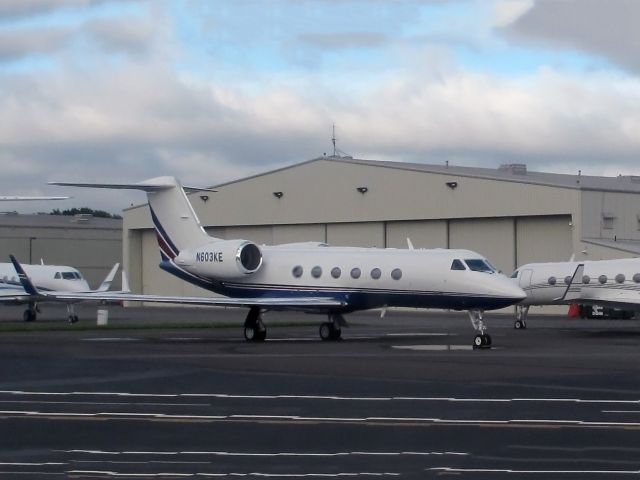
top-left (45, 176), bottom-right (525, 347)
top-left (510, 258), bottom-right (640, 328)
top-left (0, 261), bottom-right (120, 322)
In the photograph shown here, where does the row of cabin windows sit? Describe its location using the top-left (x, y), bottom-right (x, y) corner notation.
top-left (292, 266), bottom-right (403, 281)
top-left (547, 273), bottom-right (640, 286)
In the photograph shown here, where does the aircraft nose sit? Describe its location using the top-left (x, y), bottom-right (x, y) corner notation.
top-left (502, 279), bottom-right (527, 300)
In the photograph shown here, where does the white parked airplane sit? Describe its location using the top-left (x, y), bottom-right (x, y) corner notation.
top-left (0, 196), bottom-right (68, 201)
top-left (45, 176), bottom-right (525, 347)
top-left (0, 261), bottom-right (120, 322)
top-left (510, 258), bottom-right (640, 328)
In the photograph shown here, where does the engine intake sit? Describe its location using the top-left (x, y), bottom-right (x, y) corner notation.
top-left (175, 240), bottom-right (263, 279)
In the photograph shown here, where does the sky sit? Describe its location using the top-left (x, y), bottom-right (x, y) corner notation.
top-left (1, 0), bottom-right (640, 213)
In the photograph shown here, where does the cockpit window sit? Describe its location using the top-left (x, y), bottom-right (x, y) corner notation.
top-left (62, 272), bottom-right (79, 280)
top-left (510, 270), bottom-right (519, 278)
top-left (54, 272), bottom-right (61, 279)
top-left (464, 259), bottom-right (494, 273)
top-left (451, 259), bottom-right (466, 271)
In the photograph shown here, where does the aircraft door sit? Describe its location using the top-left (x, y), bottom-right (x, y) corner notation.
top-left (519, 269), bottom-right (534, 297)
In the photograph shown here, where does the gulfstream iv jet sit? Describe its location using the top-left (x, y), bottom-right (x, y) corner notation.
top-left (49, 177), bottom-right (525, 347)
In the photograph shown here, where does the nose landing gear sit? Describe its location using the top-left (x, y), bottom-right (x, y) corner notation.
top-left (244, 307), bottom-right (267, 342)
top-left (468, 309), bottom-right (491, 349)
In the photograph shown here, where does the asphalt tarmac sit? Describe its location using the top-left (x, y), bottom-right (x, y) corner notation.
top-left (1, 305), bottom-right (640, 479)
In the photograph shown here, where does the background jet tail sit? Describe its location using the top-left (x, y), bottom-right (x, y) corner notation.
top-left (9, 255), bottom-right (40, 296)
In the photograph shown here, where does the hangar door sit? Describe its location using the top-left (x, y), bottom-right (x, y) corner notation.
top-left (516, 215), bottom-right (572, 265)
top-left (449, 218), bottom-right (515, 274)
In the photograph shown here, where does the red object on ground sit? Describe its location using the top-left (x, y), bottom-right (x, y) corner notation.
top-left (567, 303), bottom-right (581, 318)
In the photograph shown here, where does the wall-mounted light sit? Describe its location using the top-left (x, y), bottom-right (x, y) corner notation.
top-left (445, 181), bottom-right (458, 190)
top-left (356, 187), bottom-right (368, 194)
top-left (200, 195), bottom-right (209, 202)
top-left (273, 191), bottom-right (283, 198)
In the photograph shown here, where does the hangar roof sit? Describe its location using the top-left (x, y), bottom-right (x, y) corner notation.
top-left (332, 158), bottom-right (640, 193)
top-left (214, 156), bottom-right (640, 194)
top-left (0, 214), bottom-right (122, 229)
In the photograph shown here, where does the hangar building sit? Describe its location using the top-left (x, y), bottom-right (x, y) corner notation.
top-left (0, 214), bottom-right (122, 288)
top-left (123, 157), bottom-right (640, 298)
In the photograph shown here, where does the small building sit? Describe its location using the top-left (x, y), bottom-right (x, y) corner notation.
top-left (0, 213), bottom-right (122, 288)
top-left (122, 157), bottom-right (640, 298)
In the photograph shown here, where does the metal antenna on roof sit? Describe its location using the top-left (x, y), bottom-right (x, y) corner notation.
top-left (330, 123), bottom-right (351, 159)
top-left (332, 123), bottom-right (337, 157)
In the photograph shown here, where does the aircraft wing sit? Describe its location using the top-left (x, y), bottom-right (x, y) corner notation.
top-left (0, 287), bottom-right (33, 302)
top-left (7, 254), bottom-right (345, 308)
top-left (574, 289), bottom-right (640, 311)
top-left (33, 291), bottom-right (346, 308)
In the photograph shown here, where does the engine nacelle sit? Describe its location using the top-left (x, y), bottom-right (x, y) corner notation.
top-left (174, 239), bottom-right (263, 279)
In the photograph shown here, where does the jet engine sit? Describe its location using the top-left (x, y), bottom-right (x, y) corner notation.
top-left (174, 240), bottom-right (263, 279)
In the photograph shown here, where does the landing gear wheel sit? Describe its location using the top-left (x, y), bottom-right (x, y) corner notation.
top-left (319, 322), bottom-right (341, 341)
top-left (23, 310), bottom-right (36, 322)
top-left (244, 326), bottom-right (267, 342)
top-left (68, 315), bottom-right (79, 324)
top-left (319, 322), bottom-right (332, 341)
top-left (514, 319), bottom-right (523, 329)
top-left (473, 334), bottom-right (491, 349)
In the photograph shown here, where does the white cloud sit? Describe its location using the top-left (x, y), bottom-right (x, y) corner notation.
top-left (491, 0), bottom-right (534, 28)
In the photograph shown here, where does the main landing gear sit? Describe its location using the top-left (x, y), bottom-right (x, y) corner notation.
top-left (468, 309), bottom-right (491, 349)
top-left (514, 305), bottom-right (529, 329)
top-left (319, 313), bottom-right (347, 341)
top-left (66, 303), bottom-right (79, 324)
top-left (23, 302), bottom-right (39, 322)
top-left (244, 307), bottom-right (267, 342)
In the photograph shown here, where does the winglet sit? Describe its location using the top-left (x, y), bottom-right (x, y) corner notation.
top-left (555, 263), bottom-right (584, 302)
top-left (96, 263), bottom-right (120, 292)
top-left (121, 270), bottom-right (131, 293)
top-left (9, 255), bottom-right (40, 296)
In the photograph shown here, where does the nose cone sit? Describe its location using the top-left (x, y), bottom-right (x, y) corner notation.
top-left (487, 275), bottom-right (527, 307)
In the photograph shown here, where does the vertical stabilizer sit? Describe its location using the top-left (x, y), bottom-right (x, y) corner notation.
top-left (50, 177), bottom-right (215, 258)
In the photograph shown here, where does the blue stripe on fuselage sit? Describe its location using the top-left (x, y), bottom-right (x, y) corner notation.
top-left (159, 261), bottom-right (517, 312)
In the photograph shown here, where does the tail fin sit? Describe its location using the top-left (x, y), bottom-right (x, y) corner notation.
top-left (50, 177), bottom-right (215, 259)
top-left (96, 263), bottom-right (120, 292)
top-left (9, 255), bottom-right (40, 296)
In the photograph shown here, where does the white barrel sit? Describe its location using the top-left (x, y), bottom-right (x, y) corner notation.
top-left (97, 309), bottom-right (109, 326)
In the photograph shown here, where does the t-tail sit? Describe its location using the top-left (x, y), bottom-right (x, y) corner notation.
top-left (50, 177), bottom-right (263, 284)
top-left (50, 177), bottom-right (214, 261)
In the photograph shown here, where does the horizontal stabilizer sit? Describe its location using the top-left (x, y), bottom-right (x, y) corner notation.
top-left (50, 177), bottom-right (216, 193)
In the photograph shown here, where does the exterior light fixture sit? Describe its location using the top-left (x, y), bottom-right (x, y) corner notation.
top-left (200, 195), bottom-right (209, 202)
top-left (273, 191), bottom-right (284, 198)
top-left (446, 181), bottom-right (458, 190)
top-left (356, 187), bottom-right (368, 194)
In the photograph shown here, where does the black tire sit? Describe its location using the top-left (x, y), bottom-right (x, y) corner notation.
top-left (473, 334), bottom-right (483, 348)
top-left (484, 334), bottom-right (492, 346)
top-left (254, 328), bottom-right (267, 342)
top-left (330, 327), bottom-right (342, 340)
top-left (514, 320), bottom-right (523, 329)
top-left (319, 322), bottom-right (332, 341)
top-left (68, 315), bottom-right (79, 324)
top-left (244, 326), bottom-right (256, 341)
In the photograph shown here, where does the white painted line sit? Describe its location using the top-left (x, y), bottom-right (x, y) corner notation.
top-left (65, 471), bottom-right (400, 477)
top-left (386, 333), bottom-right (453, 337)
top-left (603, 410), bottom-right (640, 414)
top-left (82, 338), bottom-right (140, 342)
top-left (65, 449), bottom-right (469, 457)
top-left (0, 463), bottom-right (65, 466)
top-left (430, 467), bottom-right (640, 474)
top-left (1, 390), bottom-right (639, 405)
top-left (392, 345), bottom-right (473, 351)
